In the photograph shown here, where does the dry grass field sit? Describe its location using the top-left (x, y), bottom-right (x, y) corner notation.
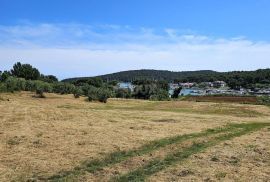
top-left (0, 92), bottom-right (269, 181)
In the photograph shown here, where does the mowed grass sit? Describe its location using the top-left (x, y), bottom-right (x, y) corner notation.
top-left (113, 123), bottom-right (269, 182)
top-left (44, 122), bottom-right (270, 182)
top-left (57, 99), bottom-right (268, 118)
top-left (45, 123), bottom-right (241, 181)
top-left (0, 92), bottom-right (270, 182)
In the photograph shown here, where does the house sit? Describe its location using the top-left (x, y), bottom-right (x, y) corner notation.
top-left (118, 82), bottom-right (135, 91)
top-left (213, 81), bottom-right (226, 88)
top-left (179, 82), bottom-right (195, 88)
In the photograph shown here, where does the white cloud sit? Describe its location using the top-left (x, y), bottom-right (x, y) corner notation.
top-left (0, 23), bottom-right (269, 79)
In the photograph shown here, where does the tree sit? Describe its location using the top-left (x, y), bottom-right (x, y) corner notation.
top-left (11, 62), bottom-right (40, 80)
top-left (115, 88), bottom-right (132, 98)
top-left (73, 87), bottom-right (83, 98)
top-left (132, 80), bottom-right (169, 100)
top-left (86, 86), bottom-right (112, 103)
top-left (171, 87), bottom-right (182, 99)
top-left (53, 82), bottom-right (75, 94)
top-left (133, 83), bottom-right (157, 99)
top-left (87, 86), bottom-right (98, 101)
top-left (34, 81), bottom-right (53, 98)
top-left (4, 77), bottom-right (26, 92)
top-left (0, 71), bottom-right (11, 81)
top-left (97, 88), bottom-right (111, 103)
top-left (150, 89), bottom-right (170, 101)
top-left (40, 74), bottom-right (58, 83)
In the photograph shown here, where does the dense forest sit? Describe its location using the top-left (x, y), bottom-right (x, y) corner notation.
top-left (64, 69), bottom-right (270, 89)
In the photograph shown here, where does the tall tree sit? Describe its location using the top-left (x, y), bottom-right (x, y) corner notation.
top-left (11, 62), bottom-right (40, 80)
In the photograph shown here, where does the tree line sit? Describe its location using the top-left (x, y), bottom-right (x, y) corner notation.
top-left (0, 62), bottom-right (172, 102)
top-left (2, 62), bottom-right (270, 102)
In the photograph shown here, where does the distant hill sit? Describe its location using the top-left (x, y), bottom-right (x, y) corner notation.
top-left (63, 69), bottom-right (221, 82)
top-left (63, 68), bottom-right (270, 89)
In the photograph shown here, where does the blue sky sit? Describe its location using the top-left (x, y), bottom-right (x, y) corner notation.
top-left (0, 0), bottom-right (270, 79)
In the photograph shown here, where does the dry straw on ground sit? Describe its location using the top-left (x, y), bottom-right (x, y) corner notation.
top-left (0, 92), bottom-right (269, 181)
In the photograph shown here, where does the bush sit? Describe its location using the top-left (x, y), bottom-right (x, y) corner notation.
top-left (0, 71), bottom-right (11, 82)
top-left (86, 86), bottom-right (111, 103)
top-left (257, 96), bottom-right (270, 106)
top-left (39, 74), bottom-right (58, 83)
top-left (53, 82), bottom-right (75, 94)
top-left (25, 80), bottom-right (36, 91)
top-left (133, 84), bottom-right (157, 99)
top-left (97, 88), bottom-right (111, 103)
top-left (34, 81), bottom-right (53, 98)
top-left (36, 89), bottom-right (45, 98)
top-left (115, 88), bottom-right (132, 99)
top-left (149, 89), bottom-right (170, 101)
top-left (0, 83), bottom-right (7, 92)
top-left (87, 86), bottom-right (99, 101)
top-left (5, 77), bottom-right (26, 92)
top-left (73, 87), bottom-right (83, 98)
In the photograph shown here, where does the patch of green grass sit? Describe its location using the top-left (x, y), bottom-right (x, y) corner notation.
top-left (6, 136), bottom-right (21, 145)
top-left (7, 139), bottom-right (20, 145)
top-left (215, 172), bottom-right (227, 179)
top-left (246, 144), bottom-right (258, 149)
top-left (228, 156), bottom-right (240, 165)
top-left (57, 104), bottom-right (88, 110)
top-left (42, 123), bottom-right (260, 181)
top-left (113, 123), bottom-right (269, 182)
top-left (210, 156), bottom-right (220, 162)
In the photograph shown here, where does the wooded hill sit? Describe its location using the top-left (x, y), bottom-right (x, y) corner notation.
top-left (63, 70), bottom-right (218, 82)
top-left (63, 69), bottom-right (270, 89)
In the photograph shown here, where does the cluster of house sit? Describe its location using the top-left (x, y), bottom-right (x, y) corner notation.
top-left (170, 81), bottom-right (226, 89)
top-left (205, 88), bottom-right (270, 96)
top-left (117, 81), bottom-right (270, 96)
top-left (170, 81), bottom-right (270, 96)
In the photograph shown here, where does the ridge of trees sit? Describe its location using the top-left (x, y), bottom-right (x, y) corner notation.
top-left (63, 69), bottom-right (270, 89)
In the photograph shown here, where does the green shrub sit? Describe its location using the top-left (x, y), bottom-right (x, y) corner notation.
top-left (36, 89), bottom-right (45, 98)
top-left (86, 86), bottom-right (111, 103)
top-left (5, 77), bottom-right (26, 92)
top-left (87, 86), bottom-right (99, 101)
top-left (34, 81), bottom-right (53, 98)
top-left (150, 89), bottom-right (170, 101)
top-left (53, 82), bottom-right (75, 94)
top-left (25, 80), bottom-right (36, 91)
top-left (97, 88), bottom-right (111, 103)
top-left (73, 87), bottom-right (83, 98)
top-left (257, 96), bottom-right (270, 106)
top-left (115, 88), bottom-right (132, 99)
top-left (0, 83), bottom-right (7, 92)
top-left (0, 71), bottom-right (11, 82)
